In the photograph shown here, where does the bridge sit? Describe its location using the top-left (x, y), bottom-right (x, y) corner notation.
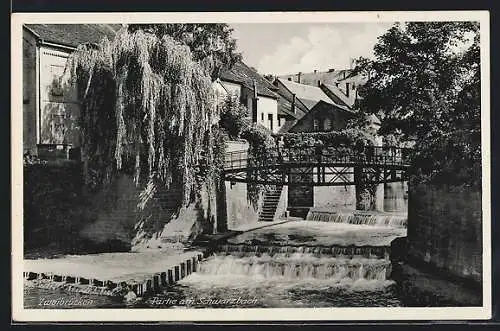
top-left (223, 145), bottom-right (412, 186)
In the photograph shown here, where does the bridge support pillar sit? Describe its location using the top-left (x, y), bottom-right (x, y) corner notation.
top-left (354, 166), bottom-right (378, 211)
top-left (216, 176), bottom-right (228, 233)
top-left (375, 183), bottom-right (385, 211)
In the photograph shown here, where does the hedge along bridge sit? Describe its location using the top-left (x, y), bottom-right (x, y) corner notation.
top-left (223, 145), bottom-right (412, 186)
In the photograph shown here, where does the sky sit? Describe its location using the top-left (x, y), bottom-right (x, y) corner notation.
top-left (229, 22), bottom-right (394, 75)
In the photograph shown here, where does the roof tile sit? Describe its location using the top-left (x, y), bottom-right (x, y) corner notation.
top-left (24, 24), bottom-right (120, 48)
top-left (220, 61), bottom-right (278, 99)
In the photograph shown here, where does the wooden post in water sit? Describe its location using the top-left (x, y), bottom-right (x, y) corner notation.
top-left (174, 266), bottom-right (180, 281)
top-left (192, 256), bottom-right (198, 272)
top-left (160, 272), bottom-right (167, 287)
top-left (167, 269), bottom-right (174, 284)
top-left (153, 274), bottom-right (160, 291)
top-left (144, 279), bottom-right (152, 294)
top-left (131, 283), bottom-right (139, 295)
top-left (180, 262), bottom-right (186, 278)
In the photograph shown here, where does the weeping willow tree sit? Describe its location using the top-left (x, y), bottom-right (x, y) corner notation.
top-left (68, 27), bottom-right (225, 213)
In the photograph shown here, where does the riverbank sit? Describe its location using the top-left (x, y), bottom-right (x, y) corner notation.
top-left (24, 249), bottom-right (205, 298)
top-left (23, 219), bottom-right (295, 300)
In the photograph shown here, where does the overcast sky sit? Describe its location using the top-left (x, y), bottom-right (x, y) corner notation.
top-left (229, 22), bottom-right (394, 75)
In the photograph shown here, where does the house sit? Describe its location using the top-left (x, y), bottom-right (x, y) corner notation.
top-left (215, 61), bottom-right (280, 133)
top-left (23, 25), bottom-right (282, 161)
top-left (277, 64), bottom-right (366, 109)
top-left (287, 100), bottom-right (353, 133)
top-left (273, 77), bottom-right (359, 134)
top-left (23, 24), bottom-right (120, 157)
top-left (272, 68), bottom-right (383, 218)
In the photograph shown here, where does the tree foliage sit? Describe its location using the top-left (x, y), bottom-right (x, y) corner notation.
top-left (354, 21), bottom-right (481, 186)
top-left (281, 129), bottom-right (377, 149)
top-left (218, 94), bottom-right (249, 139)
top-left (68, 27), bottom-right (230, 208)
top-left (127, 24), bottom-right (242, 80)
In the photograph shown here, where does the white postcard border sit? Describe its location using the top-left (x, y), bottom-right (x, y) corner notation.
top-left (11, 10), bottom-right (491, 322)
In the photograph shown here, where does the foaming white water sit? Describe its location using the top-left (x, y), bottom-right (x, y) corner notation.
top-left (306, 211), bottom-right (407, 228)
top-left (179, 272), bottom-right (395, 292)
top-left (182, 253), bottom-right (390, 285)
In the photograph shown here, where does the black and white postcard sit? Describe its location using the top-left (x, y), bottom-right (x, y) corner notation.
top-left (11, 10), bottom-right (491, 322)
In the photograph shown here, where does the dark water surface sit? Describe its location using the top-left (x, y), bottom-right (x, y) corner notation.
top-left (25, 280), bottom-right (403, 309)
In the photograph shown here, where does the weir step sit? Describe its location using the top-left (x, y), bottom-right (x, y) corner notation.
top-left (214, 244), bottom-right (390, 259)
top-left (24, 252), bottom-right (206, 299)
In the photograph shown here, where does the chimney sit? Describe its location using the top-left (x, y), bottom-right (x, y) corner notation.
top-left (252, 80), bottom-right (258, 123)
top-left (349, 58), bottom-right (356, 69)
top-left (291, 94), bottom-right (296, 113)
top-left (297, 72), bottom-right (302, 83)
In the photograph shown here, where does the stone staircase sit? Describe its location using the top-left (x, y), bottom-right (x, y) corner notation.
top-left (258, 185), bottom-right (284, 222)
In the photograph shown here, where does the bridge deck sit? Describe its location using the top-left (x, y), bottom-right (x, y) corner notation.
top-left (223, 145), bottom-right (411, 185)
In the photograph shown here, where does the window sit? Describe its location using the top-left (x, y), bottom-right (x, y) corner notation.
top-left (323, 118), bottom-right (332, 131)
top-left (268, 114), bottom-right (273, 131)
top-left (313, 119), bottom-right (319, 131)
top-left (261, 112), bottom-right (264, 121)
top-left (346, 83), bottom-right (350, 97)
top-left (278, 117), bottom-right (282, 127)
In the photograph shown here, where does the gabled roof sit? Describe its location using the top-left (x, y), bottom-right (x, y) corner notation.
top-left (276, 78), bottom-right (335, 110)
top-left (278, 69), bottom-right (353, 86)
top-left (276, 94), bottom-right (306, 120)
top-left (310, 100), bottom-right (355, 116)
top-left (24, 24), bottom-right (121, 49)
top-left (287, 100), bottom-right (355, 133)
top-left (277, 119), bottom-right (298, 134)
top-left (219, 61), bottom-right (278, 99)
top-left (320, 83), bottom-right (352, 108)
top-left (337, 72), bottom-right (368, 85)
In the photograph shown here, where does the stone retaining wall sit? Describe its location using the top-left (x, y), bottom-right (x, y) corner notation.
top-left (407, 184), bottom-right (482, 284)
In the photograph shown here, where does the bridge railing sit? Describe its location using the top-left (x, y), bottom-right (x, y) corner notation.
top-left (224, 146), bottom-right (412, 171)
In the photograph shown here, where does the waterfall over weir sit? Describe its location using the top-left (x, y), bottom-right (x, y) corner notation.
top-left (214, 244), bottom-right (390, 259)
top-left (306, 210), bottom-right (407, 228)
top-left (174, 220), bottom-right (405, 307)
top-left (196, 253), bottom-right (391, 282)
